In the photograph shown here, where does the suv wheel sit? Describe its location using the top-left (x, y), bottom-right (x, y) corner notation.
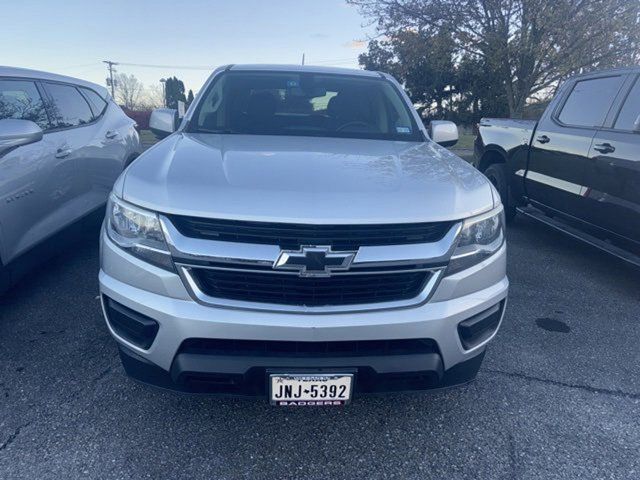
top-left (483, 163), bottom-right (516, 222)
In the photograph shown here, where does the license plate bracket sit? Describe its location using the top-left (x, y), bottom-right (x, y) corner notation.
top-left (268, 370), bottom-right (355, 406)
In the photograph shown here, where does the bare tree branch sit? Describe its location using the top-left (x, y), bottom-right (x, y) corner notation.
top-left (349, 0), bottom-right (640, 117)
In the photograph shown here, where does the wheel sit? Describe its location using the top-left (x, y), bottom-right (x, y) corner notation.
top-left (483, 163), bottom-right (516, 222)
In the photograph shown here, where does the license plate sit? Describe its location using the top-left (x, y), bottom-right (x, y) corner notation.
top-left (269, 373), bottom-right (353, 406)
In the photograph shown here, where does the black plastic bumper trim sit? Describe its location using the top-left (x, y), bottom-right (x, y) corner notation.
top-left (171, 352), bottom-right (443, 380)
top-left (457, 301), bottom-right (505, 350)
top-left (117, 344), bottom-right (485, 397)
top-left (104, 297), bottom-right (159, 350)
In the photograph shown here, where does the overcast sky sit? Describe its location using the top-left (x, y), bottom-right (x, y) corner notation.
top-left (1, 0), bottom-right (373, 93)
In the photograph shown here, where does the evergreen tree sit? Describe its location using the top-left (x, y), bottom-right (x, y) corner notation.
top-left (164, 77), bottom-right (186, 110)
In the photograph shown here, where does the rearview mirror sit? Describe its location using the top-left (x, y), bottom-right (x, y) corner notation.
top-left (0, 119), bottom-right (43, 154)
top-left (429, 120), bottom-right (458, 147)
top-left (149, 108), bottom-right (178, 139)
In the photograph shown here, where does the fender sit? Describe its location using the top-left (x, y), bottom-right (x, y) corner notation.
top-left (476, 119), bottom-right (538, 204)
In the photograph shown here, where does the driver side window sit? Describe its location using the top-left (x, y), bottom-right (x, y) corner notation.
top-left (0, 79), bottom-right (50, 130)
top-left (614, 78), bottom-right (640, 131)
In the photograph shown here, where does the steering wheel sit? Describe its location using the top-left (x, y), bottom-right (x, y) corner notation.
top-left (336, 121), bottom-right (373, 132)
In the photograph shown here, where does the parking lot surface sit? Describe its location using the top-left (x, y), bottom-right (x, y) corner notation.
top-left (1, 216), bottom-right (639, 480)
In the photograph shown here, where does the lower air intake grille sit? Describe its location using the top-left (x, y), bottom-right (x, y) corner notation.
top-left (179, 338), bottom-right (438, 357)
top-left (189, 269), bottom-right (431, 306)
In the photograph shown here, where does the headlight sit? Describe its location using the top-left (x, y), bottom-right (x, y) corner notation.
top-left (106, 194), bottom-right (174, 271)
top-left (446, 205), bottom-right (505, 275)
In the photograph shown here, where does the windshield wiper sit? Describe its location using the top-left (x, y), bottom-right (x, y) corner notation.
top-left (191, 128), bottom-right (238, 134)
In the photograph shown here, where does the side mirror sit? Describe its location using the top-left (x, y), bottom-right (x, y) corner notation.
top-left (149, 108), bottom-right (178, 139)
top-left (429, 120), bottom-right (458, 147)
top-left (0, 119), bottom-right (43, 153)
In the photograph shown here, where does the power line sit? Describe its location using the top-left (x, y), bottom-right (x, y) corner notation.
top-left (57, 62), bottom-right (102, 70)
top-left (104, 58), bottom-right (360, 71)
top-left (117, 62), bottom-right (215, 71)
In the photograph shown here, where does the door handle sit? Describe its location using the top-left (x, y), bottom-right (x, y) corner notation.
top-left (105, 130), bottom-right (119, 139)
top-left (593, 143), bottom-right (615, 154)
top-left (55, 148), bottom-right (72, 158)
top-left (536, 135), bottom-right (550, 144)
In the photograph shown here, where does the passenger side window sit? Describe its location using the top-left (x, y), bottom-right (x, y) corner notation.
top-left (44, 82), bottom-right (94, 128)
top-left (80, 87), bottom-right (108, 118)
top-left (0, 79), bottom-right (50, 130)
top-left (557, 76), bottom-right (624, 128)
top-left (614, 78), bottom-right (640, 131)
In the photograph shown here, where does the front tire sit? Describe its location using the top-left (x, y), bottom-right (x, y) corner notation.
top-left (483, 163), bottom-right (516, 222)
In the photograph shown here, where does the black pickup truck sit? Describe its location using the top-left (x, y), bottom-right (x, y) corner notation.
top-left (474, 67), bottom-right (640, 266)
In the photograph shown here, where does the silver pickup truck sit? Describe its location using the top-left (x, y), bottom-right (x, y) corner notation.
top-left (99, 65), bottom-right (508, 405)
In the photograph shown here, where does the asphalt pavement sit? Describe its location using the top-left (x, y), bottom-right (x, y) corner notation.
top-left (1, 215), bottom-right (639, 480)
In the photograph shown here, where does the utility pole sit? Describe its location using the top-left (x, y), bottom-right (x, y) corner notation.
top-left (301, 53), bottom-right (305, 66)
top-left (103, 60), bottom-right (118, 98)
top-left (160, 78), bottom-right (167, 107)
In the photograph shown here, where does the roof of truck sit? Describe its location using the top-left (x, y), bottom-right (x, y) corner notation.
top-left (0, 65), bottom-right (109, 97)
top-left (228, 64), bottom-right (381, 77)
top-left (570, 65), bottom-right (640, 80)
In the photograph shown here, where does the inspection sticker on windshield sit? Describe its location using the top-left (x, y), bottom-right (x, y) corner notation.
top-left (396, 126), bottom-right (412, 134)
top-left (270, 374), bottom-right (353, 406)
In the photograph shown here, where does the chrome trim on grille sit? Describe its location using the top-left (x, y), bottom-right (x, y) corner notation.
top-left (178, 265), bottom-right (444, 314)
top-left (160, 216), bottom-right (461, 313)
top-left (161, 217), bottom-right (282, 266)
top-left (175, 263), bottom-right (438, 276)
top-left (161, 217), bottom-right (461, 268)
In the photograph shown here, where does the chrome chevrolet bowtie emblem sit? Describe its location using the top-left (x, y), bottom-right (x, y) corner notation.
top-left (274, 246), bottom-right (356, 278)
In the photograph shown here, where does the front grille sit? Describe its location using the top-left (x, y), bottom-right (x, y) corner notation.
top-left (167, 216), bottom-right (454, 249)
top-left (179, 338), bottom-right (438, 357)
top-left (189, 268), bottom-right (431, 306)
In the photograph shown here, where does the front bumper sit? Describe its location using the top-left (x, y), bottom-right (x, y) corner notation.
top-left (116, 341), bottom-right (488, 396)
top-left (99, 230), bottom-right (508, 397)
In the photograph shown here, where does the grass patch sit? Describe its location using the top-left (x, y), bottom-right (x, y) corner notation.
top-left (451, 133), bottom-right (475, 150)
top-left (139, 130), bottom-right (158, 146)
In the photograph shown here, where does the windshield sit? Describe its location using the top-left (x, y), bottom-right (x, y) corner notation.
top-left (188, 71), bottom-right (424, 141)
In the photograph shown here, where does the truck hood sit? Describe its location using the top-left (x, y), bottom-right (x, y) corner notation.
top-left (121, 133), bottom-right (494, 224)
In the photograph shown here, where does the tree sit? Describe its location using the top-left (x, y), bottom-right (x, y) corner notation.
top-left (137, 84), bottom-right (164, 111)
top-left (455, 55), bottom-right (510, 121)
top-left (186, 89), bottom-right (195, 107)
top-left (115, 73), bottom-right (144, 110)
top-left (359, 31), bottom-right (458, 117)
top-left (394, 29), bottom-right (458, 118)
top-left (359, 31), bottom-right (504, 123)
top-left (164, 77), bottom-right (186, 109)
top-left (349, 0), bottom-right (640, 118)
top-left (359, 39), bottom-right (399, 75)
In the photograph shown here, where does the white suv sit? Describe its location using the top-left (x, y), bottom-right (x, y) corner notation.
top-left (100, 65), bottom-right (507, 405)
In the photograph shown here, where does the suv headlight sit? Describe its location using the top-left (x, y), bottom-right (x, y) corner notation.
top-left (447, 205), bottom-right (505, 275)
top-left (105, 194), bottom-right (174, 271)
